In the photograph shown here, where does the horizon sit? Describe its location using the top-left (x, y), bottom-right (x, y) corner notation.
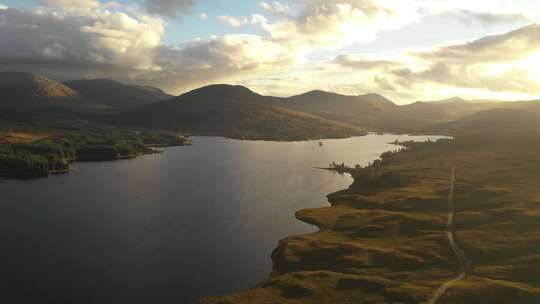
top-left (5, 71), bottom-right (540, 105)
top-left (0, 1), bottom-right (540, 104)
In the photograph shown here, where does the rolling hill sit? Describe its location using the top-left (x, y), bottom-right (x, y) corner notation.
top-left (0, 72), bottom-right (102, 112)
top-left (399, 97), bottom-right (520, 123)
top-left (272, 90), bottom-right (397, 117)
top-left (438, 107), bottom-right (540, 137)
top-left (2, 72), bottom-right (539, 140)
top-left (269, 90), bottom-right (397, 125)
top-left (64, 79), bottom-right (172, 110)
top-left (267, 90), bottom-right (436, 132)
top-left (118, 85), bottom-right (366, 140)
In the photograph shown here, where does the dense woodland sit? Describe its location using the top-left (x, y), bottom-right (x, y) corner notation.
top-left (0, 131), bottom-right (191, 179)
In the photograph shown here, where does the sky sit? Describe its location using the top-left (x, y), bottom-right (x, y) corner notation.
top-left (0, 0), bottom-right (540, 104)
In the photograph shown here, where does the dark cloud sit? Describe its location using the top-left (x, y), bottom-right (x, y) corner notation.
top-left (0, 7), bottom-right (163, 73)
top-left (0, 5), bottom-right (296, 94)
top-left (146, 0), bottom-right (196, 17)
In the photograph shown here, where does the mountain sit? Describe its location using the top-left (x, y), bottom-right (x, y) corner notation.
top-left (431, 105), bottom-right (540, 147)
top-left (0, 72), bottom-right (101, 111)
top-left (399, 97), bottom-right (520, 124)
top-left (118, 85), bottom-right (365, 140)
top-left (64, 79), bottom-right (172, 110)
top-left (3, 73), bottom-right (539, 140)
top-left (424, 96), bottom-right (470, 104)
top-left (269, 90), bottom-right (398, 126)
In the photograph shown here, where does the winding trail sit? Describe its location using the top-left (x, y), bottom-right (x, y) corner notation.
top-left (427, 165), bottom-right (472, 304)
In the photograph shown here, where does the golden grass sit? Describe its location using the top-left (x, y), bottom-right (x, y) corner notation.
top-left (203, 134), bottom-right (540, 303)
top-left (0, 132), bottom-right (51, 143)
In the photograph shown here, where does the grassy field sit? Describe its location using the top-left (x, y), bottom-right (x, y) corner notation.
top-left (201, 131), bottom-right (540, 303)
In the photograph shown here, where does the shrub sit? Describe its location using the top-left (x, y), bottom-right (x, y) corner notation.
top-left (76, 145), bottom-right (119, 161)
top-left (0, 154), bottom-right (49, 178)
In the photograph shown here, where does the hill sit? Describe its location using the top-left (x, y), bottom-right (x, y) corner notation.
top-left (64, 79), bottom-right (172, 110)
top-left (269, 90), bottom-right (399, 126)
top-left (0, 72), bottom-right (102, 112)
top-left (118, 85), bottom-right (365, 140)
top-left (399, 99), bottom-right (510, 124)
top-left (435, 107), bottom-right (540, 145)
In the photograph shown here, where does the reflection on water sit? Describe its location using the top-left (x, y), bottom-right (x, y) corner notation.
top-left (0, 134), bottom-right (443, 303)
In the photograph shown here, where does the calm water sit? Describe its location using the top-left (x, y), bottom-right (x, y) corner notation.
top-left (0, 134), bottom-right (442, 304)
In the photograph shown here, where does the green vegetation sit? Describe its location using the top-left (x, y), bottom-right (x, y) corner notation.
top-left (0, 154), bottom-right (50, 178)
top-left (0, 130), bottom-right (191, 179)
top-left (201, 126), bottom-right (540, 303)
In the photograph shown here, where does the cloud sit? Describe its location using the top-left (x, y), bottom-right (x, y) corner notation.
top-left (390, 63), bottom-right (540, 94)
top-left (0, 3), bottom-right (298, 93)
top-left (415, 0), bottom-right (539, 21)
top-left (137, 34), bottom-right (299, 93)
top-left (198, 12), bottom-right (207, 20)
top-left (451, 10), bottom-right (529, 26)
top-left (320, 23), bottom-right (540, 102)
top-left (260, 1), bottom-right (290, 15)
top-left (44, 0), bottom-right (102, 13)
top-left (145, 0), bottom-right (196, 18)
top-left (254, 0), bottom-right (419, 48)
top-left (0, 5), bottom-right (164, 75)
top-left (416, 24), bottom-right (540, 64)
top-left (217, 15), bottom-right (248, 28)
top-left (0, 3), bottom-right (8, 10)
top-left (377, 24), bottom-right (540, 97)
top-left (333, 54), bottom-right (400, 70)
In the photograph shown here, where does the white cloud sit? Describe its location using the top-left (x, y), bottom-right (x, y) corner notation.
top-left (137, 34), bottom-right (300, 93)
top-left (333, 54), bottom-right (401, 70)
top-left (44, 0), bottom-right (102, 13)
top-left (323, 23), bottom-right (540, 102)
top-left (0, 3), bottom-right (8, 10)
top-left (0, 4), bottom-right (164, 74)
top-left (260, 1), bottom-right (290, 15)
top-left (199, 12), bottom-right (207, 20)
top-left (256, 0), bottom-right (420, 48)
top-left (217, 15), bottom-right (249, 28)
top-left (415, 24), bottom-right (540, 64)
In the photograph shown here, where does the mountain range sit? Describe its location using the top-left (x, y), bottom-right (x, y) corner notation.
top-left (64, 79), bottom-right (172, 110)
top-left (1, 72), bottom-right (539, 140)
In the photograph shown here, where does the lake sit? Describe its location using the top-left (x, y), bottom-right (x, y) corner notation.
top-left (0, 134), bottom-right (443, 304)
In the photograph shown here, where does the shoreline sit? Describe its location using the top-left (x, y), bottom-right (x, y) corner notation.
top-left (199, 139), bottom-right (457, 304)
top-left (201, 136), bottom-right (540, 304)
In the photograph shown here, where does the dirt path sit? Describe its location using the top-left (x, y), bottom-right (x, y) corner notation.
top-left (427, 165), bottom-right (472, 304)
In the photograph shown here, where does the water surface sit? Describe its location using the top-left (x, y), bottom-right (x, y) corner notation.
top-left (0, 134), bottom-right (442, 303)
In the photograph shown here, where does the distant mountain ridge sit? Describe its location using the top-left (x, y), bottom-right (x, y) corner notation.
top-left (1, 72), bottom-right (540, 140)
top-left (114, 83), bottom-right (540, 139)
top-left (64, 79), bottom-right (172, 110)
top-left (0, 72), bottom-right (95, 111)
top-left (118, 84), bottom-right (366, 140)
top-left (0, 73), bottom-right (172, 113)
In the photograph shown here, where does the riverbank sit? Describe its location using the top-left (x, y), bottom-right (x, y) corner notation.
top-left (200, 135), bottom-right (540, 303)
